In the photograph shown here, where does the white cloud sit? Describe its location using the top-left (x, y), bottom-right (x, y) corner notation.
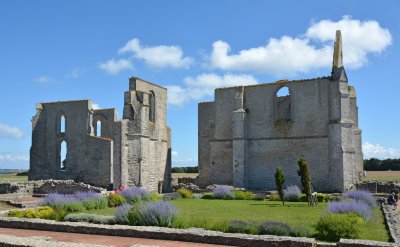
top-left (98, 58), bottom-right (134, 74)
top-left (119, 38), bottom-right (194, 69)
top-left (0, 154), bottom-right (29, 162)
top-left (306, 16), bottom-right (392, 68)
top-left (172, 151), bottom-right (178, 157)
top-left (92, 103), bottom-right (100, 109)
top-left (362, 142), bottom-right (400, 159)
top-left (167, 73), bottom-right (258, 106)
top-left (208, 16), bottom-right (392, 75)
top-left (33, 76), bottom-right (54, 84)
top-left (0, 124), bottom-right (24, 139)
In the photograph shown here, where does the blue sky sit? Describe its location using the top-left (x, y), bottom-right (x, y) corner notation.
top-left (0, 0), bottom-right (399, 169)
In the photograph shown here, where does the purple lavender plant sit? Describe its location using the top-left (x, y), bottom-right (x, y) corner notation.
top-left (140, 200), bottom-right (178, 227)
top-left (74, 191), bottom-right (107, 210)
top-left (327, 200), bottom-right (372, 221)
top-left (41, 193), bottom-right (84, 212)
top-left (342, 190), bottom-right (377, 208)
top-left (212, 185), bottom-right (235, 199)
top-left (121, 187), bottom-right (150, 203)
top-left (283, 185), bottom-right (301, 202)
top-left (114, 204), bottom-right (131, 224)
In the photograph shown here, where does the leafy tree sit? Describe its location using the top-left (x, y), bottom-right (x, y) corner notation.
top-left (275, 167), bottom-right (285, 205)
top-left (297, 157), bottom-right (313, 206)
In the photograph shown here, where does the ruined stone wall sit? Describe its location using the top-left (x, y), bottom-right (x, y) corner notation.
top-left (29, 100), bottom-right (114, 187)
top-left (30, 77), bottom-right (171, 191)
top-left (198, 76), bottom-right (362, 192)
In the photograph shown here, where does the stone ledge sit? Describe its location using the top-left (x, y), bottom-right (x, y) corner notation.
top-left (382, 204), bottom-right (400, 243)
top-left (0, 217), bottom-right (396, 247)
top-left (0, 217), bottom-right (316, 247)
top-left (0, 233), bottom-right (106, 247)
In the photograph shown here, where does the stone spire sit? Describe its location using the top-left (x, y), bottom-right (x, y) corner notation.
top-left (332, 30), bottom-right (343, 74)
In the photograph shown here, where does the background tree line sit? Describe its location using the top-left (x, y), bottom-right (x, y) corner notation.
top-left (171, 166), bottom-right (199, 173)
top-left (364, 158), bottom-right (400, 171)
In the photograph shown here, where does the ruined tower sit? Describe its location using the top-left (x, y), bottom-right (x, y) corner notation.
top-left (197, 30), bottom-right (363, 192)
top-left (29, 77), bottom-right (171, 192)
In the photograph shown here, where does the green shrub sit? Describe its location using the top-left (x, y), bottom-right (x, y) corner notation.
top-left (201, 193), bottom-right (214, 199)
top-left (326, 195), bottom-right (341, 202)
top-left (83, 197), bottom-right (108, 210)
top-left (252, 194), bottom-right (265, 201)
top-left (65, 213), bottom-right (115, 224)
top-left (300, 194), bottom-right (308, 202)
top-left (227, 220), bottom-right (259, 234)
top-left (259, 221), bottom-right (291, 236)
top-left (149, 193), bottom-right (164, 201)
top-left (177, 188), bottom-right (193, 199)
top-left (316, 213), bottom-right (364, 241)
top-left (233, 191), bottom-right (254, 200)
top-left (317, 193), bottom-right (326, 203)
top-left (290, 226), bottom-right (310, 237)
top-left (268, 193), bottom-right (281, 201)
top-left (107, 194), bottom-right (127, 207)
top-left (8, 209), bottom-right (24, 218)
top-left (52, 210), bottom-right (68, 221)
top-left (8, 206), bottom-right (55, 219)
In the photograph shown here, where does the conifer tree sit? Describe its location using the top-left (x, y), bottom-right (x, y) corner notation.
top-left (297, 157), bottom-right (314, 206)
top-left (275, 167), bottom-right (285, 205)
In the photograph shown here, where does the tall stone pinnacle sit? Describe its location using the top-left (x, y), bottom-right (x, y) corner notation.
top-left (332, 30), bottom-right (343, 73)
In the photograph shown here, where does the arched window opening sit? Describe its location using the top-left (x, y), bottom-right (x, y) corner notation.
top-left (60, 140), bottom-right (67, 171)
top-left (149, 91), bottom-right (155, 123)
top-left (96, 120), bottom-right (102, 137)
top-left (275, 86), bottom-right (291, 122)
top-left (60, 115), bottom-right (66, 133)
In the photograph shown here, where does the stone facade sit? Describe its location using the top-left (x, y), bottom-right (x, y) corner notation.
top-left (29, 77), bottom-right (171, 192)
top-left (197, 31), bottom-right (363, 192)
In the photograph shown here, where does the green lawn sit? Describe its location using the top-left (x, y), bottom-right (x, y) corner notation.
top-left (0, 173), bottom-right (28, 183)
top-left (85, 199), bottom-right (390, 242)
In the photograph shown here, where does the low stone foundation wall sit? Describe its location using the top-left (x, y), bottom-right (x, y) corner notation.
top-left (0, 180), bottom-right (105, 196)
top-left (356, 181), bottom-right (400, 194)
top-left (0, 217), bottom-right (396, 247)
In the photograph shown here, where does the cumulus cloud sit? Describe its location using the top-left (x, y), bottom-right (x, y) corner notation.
top-left (92, 103), bottom-right (100, 109)
top-left (0, 154), bottom-right (29, 162)
top-left (362, 142), bottom-right (400, 159)
top-left (119, 38), bottom-right (194, 69)
top-left (306, 16), bottom-right (393, 68)
top-left (171, 151), bottom-right (178, 157)
top-left (33, 76), bottom-right (54, 84)
top-left (98, 58), bottom-right (134, 74)
top-left (0, 124), bottom-right (24, 139)
top-left (167, 73), bottom-right (258, 106)
top-left (208, 16), bottom-right (392, 75)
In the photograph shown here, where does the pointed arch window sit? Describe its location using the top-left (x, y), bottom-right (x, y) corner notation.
top-left (149, 91), bottom-right (155, 123)
top-left (96, 120), bottom-right (102, 137)
top-left (60, 115), bottom-right (66, 133)
top-left (60, 140), bottom-right (67, 171)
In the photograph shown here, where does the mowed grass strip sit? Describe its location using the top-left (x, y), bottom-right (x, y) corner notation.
top-left (63, 199), bottom-right (390, 242)
top-left (362, 171), bottom-right (400, 182)
top-left (0, 173), bottom-right (28, 183)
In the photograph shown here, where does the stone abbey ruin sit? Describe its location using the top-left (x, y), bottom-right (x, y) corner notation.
top-left (29, 30), bottom-right (362, 193)
top-left (29, 77), bottom-right (171, 193)
top-left (197, 30), bottom-right (363, 192)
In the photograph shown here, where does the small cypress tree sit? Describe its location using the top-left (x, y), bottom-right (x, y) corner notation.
top-left (275, 167), bottom-right (285, 205)
top-left (297, 157), bottom-right (313, 206)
